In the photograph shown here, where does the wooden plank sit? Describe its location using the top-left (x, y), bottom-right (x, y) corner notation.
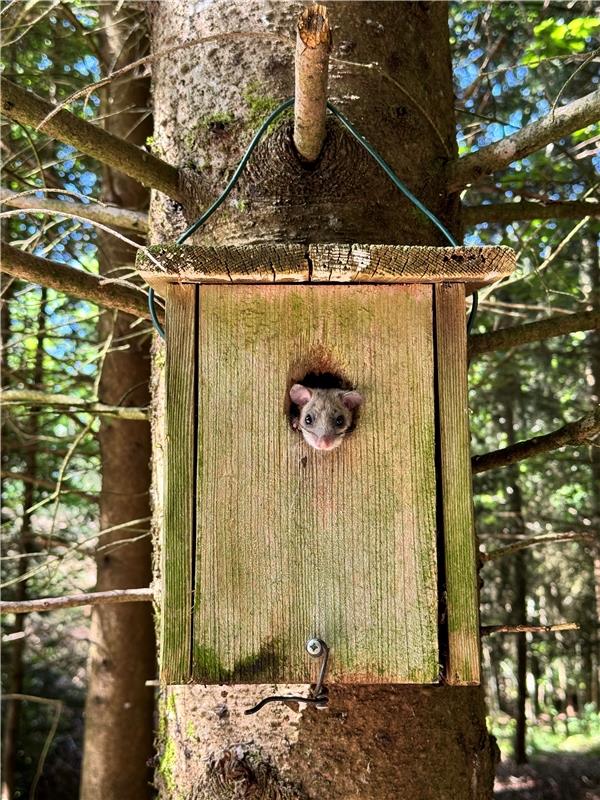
top-left (434, 283), bottom-right (481, 685)
top-left (137, 243), bottom-right (308, 293)
top-left (193, 284), bottom-right (439, 684)
top-left (309, 244), bottom-right (514, 287)
top-left (161, 284), bottom-right (197, 683)
top-left (136, 243), bottom-right (515, 292)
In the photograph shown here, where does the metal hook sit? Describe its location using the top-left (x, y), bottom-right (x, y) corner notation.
top-left (244, 639), bottom-right (330, 715)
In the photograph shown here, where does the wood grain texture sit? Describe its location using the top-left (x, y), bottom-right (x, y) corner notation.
top-left (192, 284), bottom-right (439, 684)
top-left (161, 284), bottom-right (197, 683)
top-left (434, 283), bottom-right (481, 685)
top-left (136, 243), bottom-right (515, 293)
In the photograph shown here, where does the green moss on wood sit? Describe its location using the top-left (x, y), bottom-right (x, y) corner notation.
top-left (158, 737), bottom-right (177, 795)
top-left (242, 81), bottom-right (291, 131)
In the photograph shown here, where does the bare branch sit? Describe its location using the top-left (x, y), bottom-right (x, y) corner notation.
top-left (0, 243), bottom-right (163, 323)
top-left (463, 199), bottom-right (600, 225)
top-left (0, 469), bottom-right (98, 500)
top-left (1, 187), bottom-right (148, 234)
top-left (480, 532), bottom-right (595, 562)
top-left (469, 309), bottom-right (599, 358)
top-left (0, 588), bottom-right (153, 615)
top-left (472, 406), bottom-right (600, 474)
top-left (481, 623), bottom-right (579, 636)
top-left (1, 389), bottom-right (148, 420)
top-left (293, 3), bottom-right (331, 162)
top-left (449, 87), bottom-right (600, 190)
top-left (1, 78), bottom-right (185, 201)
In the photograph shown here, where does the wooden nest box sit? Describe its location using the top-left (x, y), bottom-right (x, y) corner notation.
top-left (137, 242), bottom-right (515, 686)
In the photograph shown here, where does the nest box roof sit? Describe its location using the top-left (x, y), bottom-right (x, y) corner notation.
top-left (136, 243), bottom-right (515, 295)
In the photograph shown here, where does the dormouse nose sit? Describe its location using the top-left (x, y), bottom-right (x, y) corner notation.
top-left (315, 436), bottom-right (335, 449)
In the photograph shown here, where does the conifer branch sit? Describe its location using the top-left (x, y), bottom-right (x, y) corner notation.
top-left (0, 243), bottom-right (163, 323)
top-left (463, 199), bottom-right (599, 225)
top-left (472, 407), bottom-right (600, 474)
top-left (450, 87), bottom-right (600, 190)
top-left (1, 78), bottom-right (185, 201)
top-left (0, 188), bottom-right (148, 234)
top-left (469, 309), bottom-right (599, 358)
top-left (0, 588), bottom-right (154, 615)
top-left (0, 389), bottom-right (148, 420)
top-left (480, 532), bottom-right (594, 562)
top-left (481, 623), bottom-right (578, 636)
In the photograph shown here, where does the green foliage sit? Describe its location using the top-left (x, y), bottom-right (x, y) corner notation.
top-left (522, 18), bottom-right (600, 62)
top-left (492, 709), bottom-right (600, 758)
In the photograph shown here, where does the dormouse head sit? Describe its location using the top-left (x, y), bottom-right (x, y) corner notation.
top-left (289, 384), bottom-right (363, 452)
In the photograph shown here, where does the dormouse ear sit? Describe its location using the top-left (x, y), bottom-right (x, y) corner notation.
top-left (290, 384), bottom-right (313, 407)
top-left (342, 390), bottom-right (362, 410)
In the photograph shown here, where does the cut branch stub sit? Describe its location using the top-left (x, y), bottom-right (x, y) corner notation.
top-left (294, 3), bottom-right (332, 163)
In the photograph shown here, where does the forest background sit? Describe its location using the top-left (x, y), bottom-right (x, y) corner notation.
top-left (0, 1), bottom-right (599, 798)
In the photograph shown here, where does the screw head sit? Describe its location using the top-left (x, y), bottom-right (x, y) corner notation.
top-left (306, 638), bottom-right (323, 657)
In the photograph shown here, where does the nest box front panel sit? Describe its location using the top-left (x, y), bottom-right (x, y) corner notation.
top-left (184, 283), bottom-right (439, 685)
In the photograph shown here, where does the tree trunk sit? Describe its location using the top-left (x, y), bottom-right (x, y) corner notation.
top-left (148, 3), bottom-right (497, 797)
top-left (1, 288), bottom-right (46, 800)
top-left (79, 8), bottom-right (155, 799)
top-left (586, 234), bottom-right (600, 712)
top-left (502, 393), bottom-right (528, 765)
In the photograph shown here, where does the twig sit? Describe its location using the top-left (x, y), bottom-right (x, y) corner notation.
top-left (0, 243), bottom-right (163, 322)
top-left (463, 199), bottom-right (599, 225)
top-left (0, 588), bottom-right (154, 615)
top-left (481, 532), bottom-right (595, 562)
top-left (472, 406), bottom-right (600, 474)
top-left (1, 78), bottom-right (184, 201)
top-left (0, 469), bottom-right (98, 500)
top-left (0, 208), bottom-right (160, 265)
top-left (449, 87), bottom-right (600, 190)
top-left (481, 623), bottom-right (579, 636)
top-left (469, 309), bottom-right (599, 358)
top-left (293, 3), bottom-right (331, 162)
top-left (1, 389), bottom-right (148, 420)
top-left (1, 187), bottom-right (148, 234)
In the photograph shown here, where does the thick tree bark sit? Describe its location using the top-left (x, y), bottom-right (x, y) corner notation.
top-left (148, 3), bottom-right (497, 799)
top-left (79, 8), bottom-right (156, 800)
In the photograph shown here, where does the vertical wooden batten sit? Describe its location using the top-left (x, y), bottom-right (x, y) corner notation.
top-left (161, 284), bottom-right (197, 683)
top-left (434, 283), bottom-right (480, 684)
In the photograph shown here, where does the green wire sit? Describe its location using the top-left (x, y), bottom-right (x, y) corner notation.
top-left (148, 97), bottom-right (477, 338)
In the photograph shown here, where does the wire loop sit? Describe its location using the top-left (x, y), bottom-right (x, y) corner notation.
top-left (148, 98), bottom-right (477, 339)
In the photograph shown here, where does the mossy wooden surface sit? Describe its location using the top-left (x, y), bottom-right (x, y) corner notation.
top-left (434, 283), bottom-right (481, 685)
top-left (192, 284), bottom-right (439, 684)
top-left (161, 284), bottom-right (196, 683)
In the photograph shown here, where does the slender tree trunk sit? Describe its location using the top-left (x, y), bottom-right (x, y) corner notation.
top-left (502, 395), bottom-right (528, 765)
top-left (586, 235), bottom-right (600, 711)
top-left (514, 551), bottom-right (528, 764)
top-left (149, 3), bottom-right (497, 798)
top-left (1, 288), bottom-right (46, 800)
top-left (79, 7), bottom-right (155, 799)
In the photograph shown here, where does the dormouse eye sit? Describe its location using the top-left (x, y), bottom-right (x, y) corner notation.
top-left (304, 414), bottom-right (313, 426)
top-left (334, 415), bottom-right (345, 427)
